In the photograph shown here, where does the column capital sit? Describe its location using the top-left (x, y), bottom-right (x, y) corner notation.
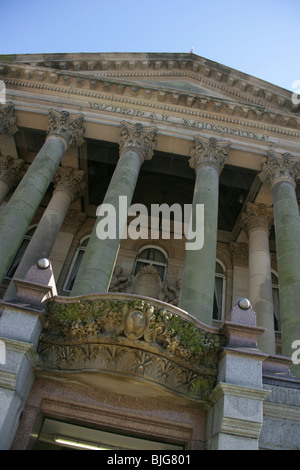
top-left (47, 109), bottom-right (85, 148)
top-left (240, 202), bottom-right (273, 235)
top-left (0, 154), bottom-right (25, 189)
top-left (0, 103), bottom-right (18, 135)
top-left (259, 150), bottom-right (300, 188)
top-left (53, 166), bottom-right (86, 203)
top-left (118, 121), bottom-right (157, 162)
top-left (189, 135), bottom-right (231, 174)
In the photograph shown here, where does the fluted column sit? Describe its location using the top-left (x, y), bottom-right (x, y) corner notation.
top-left (70, 121), bottom-right (157, 296)
top-left (0, 109), bottom-right (84, 284)
top-left (0, 154), bottom-right (25, 204)
top-left (240, 202), bottom-right (275, 353)
top-left (259, 150), bottom-right (300, 370)
top-left (179, 135), bottom-right (231, 325)
top-left (4, 166), bottom-right (86, 301)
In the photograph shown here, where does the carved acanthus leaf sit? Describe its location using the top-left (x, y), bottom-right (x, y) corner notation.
top-left (259, 150), bottom-right (300, 187)
top-left (189, 135), bottom-right (231, 174)
top-left (240, 202), bottom-right (273, 234)
top-left (118, 121), bottom-right (157, 162)
top-left (0, 103), bottom-right (18, 135)
top-left (47, 109), bottom-right (85, 147)
top-left (0, 154), bottom-right (25, 188)
top-left (53, 166), bottom-right (86, 202)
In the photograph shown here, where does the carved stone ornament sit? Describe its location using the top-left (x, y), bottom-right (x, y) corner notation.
top-left (0, 103), bottom-right (18, 135)
top-left (259, 150), bottom-right (300, 187)
top-left (47, 109), bottom-right (85, 148)
top-left (189, 135), bottom-right (231, 174)
top-left (39, 294), bottom-right (226, 403)
top-left (133, 265), bottom-right (161, 298)
top-left (53, 166), bottom-right (86, 202)
top-left (240, 202), bottom-right (273, 235)
top-left (118, 121), bottom-right (157, 162)
top-left (0, 154), bottom-right (25, 189)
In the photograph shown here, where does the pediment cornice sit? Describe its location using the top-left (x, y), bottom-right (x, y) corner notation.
top-left (1, 53), bottom-right (300, 134)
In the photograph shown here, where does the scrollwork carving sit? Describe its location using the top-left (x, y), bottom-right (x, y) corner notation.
top-left (240, 202), bottom-right (273, 235)
top-left (189, 135), bottom-right (231, 174)
top-left (118, 121), bottom-right (157, 162)
top-left (0, 103), bottom-right (18, 135)
top-left (40, 295), bottom-right (226, 401)
top-left (47, 109), bottom-right (85, 148)
top-left (259, 150), bottom-right (300, 187)
top-left (53, 166), bottom-right (86, 202)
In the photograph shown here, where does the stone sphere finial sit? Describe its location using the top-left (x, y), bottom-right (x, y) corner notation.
top-left (37, 258), bottom-right (50, 269)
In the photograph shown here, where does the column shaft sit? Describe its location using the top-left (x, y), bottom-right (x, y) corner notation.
top-left (179, 165), bottom-right (219, 324)
top-left (241, 203), bottom-right (275, 354)
top-left (0, 109), bottom-right (84, 285)
top-left (249, 229), bottom-right (275, 353)
top-left (259, 151), bottom-right (300, 373)
top-left (179, 135), bottom-right (231, 325)
top-left (4, 166), bottom-right (86, 301)
top-left (70, 122), bottom-right (157, 297)
top-left (0, 180), bottom-right (9, 204)
top-left (273, 180), bottom-right (300, 358)
top-left (0, 136), bottom-right (66, 283)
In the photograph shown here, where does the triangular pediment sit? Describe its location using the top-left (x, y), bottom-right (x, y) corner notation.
top-left (1, 52), bottom-right (299, 130)
top-left (117, 79), bottom-right (227, 99)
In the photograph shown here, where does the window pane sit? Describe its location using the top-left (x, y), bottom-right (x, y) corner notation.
top-left (65, 249), bottom-right (85, 291)
top-left (213, 276), bottom-right (223, 320)
top-left (139, 248), bottom-right (166, 264)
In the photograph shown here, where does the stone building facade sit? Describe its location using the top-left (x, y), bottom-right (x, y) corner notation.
top-left (0, 52), bottom-right (299, 450)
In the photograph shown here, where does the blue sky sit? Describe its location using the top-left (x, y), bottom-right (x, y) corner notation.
top-left (1, 0), bottom-right (299, 91)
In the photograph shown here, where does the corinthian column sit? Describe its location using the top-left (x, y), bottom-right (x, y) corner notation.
top-left (240, 202), bottom-right (275, 353)
top-left (0, 154), bottom-right (25, 204)
top-left (259, 150), bottom-right (300, 371)
top-left (70, 121), bottom-right (157, 296)
top-left (0, 109), bottom-right (84, 284)
top-left (4, 166), bottom-right (86, 301)
top-left (179, 135), bottom-right (231, 325)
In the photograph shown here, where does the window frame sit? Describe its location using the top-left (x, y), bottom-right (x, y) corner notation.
top-left (133, 245), bottom-right (168, 281)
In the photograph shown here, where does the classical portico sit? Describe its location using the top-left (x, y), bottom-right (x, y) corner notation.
top-left (0, 52), bottom-right (300, 450)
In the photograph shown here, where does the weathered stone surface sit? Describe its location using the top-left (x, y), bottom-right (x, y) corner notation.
top-left (38, 293), bottom-right (226, 403)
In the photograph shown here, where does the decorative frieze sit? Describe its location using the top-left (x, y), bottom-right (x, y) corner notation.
top-left (240, 202), bottom-right (274, 235)
top-left (53, 166), bottom-right (86, 203)
top-left (47, 109), bottom-right (85, 148)
top-left (118, 121), bottom-right (157, 162)
top-left (0, 103), bottom-right (18, 135)
top-left (189, 135), bottom-right (231, 174)
top-left (259, 150), bottom-right (300, 187)
top-left (39, 294), bottom-right (226, 402)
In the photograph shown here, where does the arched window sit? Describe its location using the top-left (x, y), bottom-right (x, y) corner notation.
top-left (63, 236), bottom-right (90, 292)
top-left (5, 225), bottom-right (37, 279)
top-left (272, 271), bottom-right (281, 331)
top-left (134, 246), bottom-right (167, 280)
top-left (213, 260), bottom-right (226, 321)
